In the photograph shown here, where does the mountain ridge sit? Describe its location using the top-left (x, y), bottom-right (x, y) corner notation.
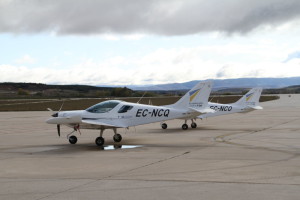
top-left (127, 77), bottom-right (300, 91)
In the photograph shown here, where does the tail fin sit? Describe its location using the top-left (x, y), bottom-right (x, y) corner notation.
top-left (234, 87), bottom-right (263, 110)
top-left (169, 81), bottom-right (213, 110)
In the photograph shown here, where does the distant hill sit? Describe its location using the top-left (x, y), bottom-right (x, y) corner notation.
top-left (263, 85), bottom-right (300, 94)
top-left (0, 82), bottom-right (147, 99)
top-left (128, 77), bottom-right (300, 91)
top-left (1, 77), bottom-right (300, 99)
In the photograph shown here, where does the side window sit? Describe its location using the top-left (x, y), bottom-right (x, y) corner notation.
top-left (86, 101), bottom-right (120, 113)
top-left (118, 105), bottom-right (133, 113)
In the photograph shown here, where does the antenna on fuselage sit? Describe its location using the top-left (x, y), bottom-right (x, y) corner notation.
top-left (137, 91), bottom-right (147, 104)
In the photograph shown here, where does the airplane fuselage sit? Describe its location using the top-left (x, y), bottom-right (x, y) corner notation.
top-left (199, 102), bottom-right (251, 118)
top-left (47, 100), bottom-right (197, 129)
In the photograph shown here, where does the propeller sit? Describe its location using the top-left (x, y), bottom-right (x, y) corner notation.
top-left (47, 101), bottom-right (65, 137)
top-left (58, 101), bottom-right (64, 112)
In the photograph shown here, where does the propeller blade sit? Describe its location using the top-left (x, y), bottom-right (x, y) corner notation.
top-left (58, 101), bottom-right (65, 112)
top-left (57, 124), bottom-right (61, 137)
top-left (47, 108), bottom-right (53, 112)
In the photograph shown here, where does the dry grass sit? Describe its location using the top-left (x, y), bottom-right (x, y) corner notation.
top-left (0, 95), bottom-right (279, 112)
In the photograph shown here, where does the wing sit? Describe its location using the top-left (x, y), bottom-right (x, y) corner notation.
top-left (81, 118), bottom-right (128, 128)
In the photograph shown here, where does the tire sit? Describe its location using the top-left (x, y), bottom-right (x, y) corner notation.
top-left (182, 124), bottom-right (188, 130)
top-left (161, 123), bottom-right (168, 129)
top-left (95, 137), bottom-right (105, 146)
top-left (113, 134), bottom-right (122, 143)
top-left (191, 123), bottom-right (197, 128)
top-left (69, 135), bottom-right (78, 144)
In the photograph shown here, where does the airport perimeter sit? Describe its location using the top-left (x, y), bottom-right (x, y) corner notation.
top-left (0, 94), bottom-right (299, 200)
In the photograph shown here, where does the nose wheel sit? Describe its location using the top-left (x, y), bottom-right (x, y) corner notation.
top-left (68, 135), bottom-right (78, 144)
top-left (161, 123), bottom-right (168, 129)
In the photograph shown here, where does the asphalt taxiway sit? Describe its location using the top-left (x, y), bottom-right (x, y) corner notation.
top-left (0, 94), bottom-right (299, 200)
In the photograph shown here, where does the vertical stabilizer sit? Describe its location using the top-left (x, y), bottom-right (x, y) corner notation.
top-left (169, 81), bottom-right (213, 110)
top-left (234, 87), bottom-right (263, 109)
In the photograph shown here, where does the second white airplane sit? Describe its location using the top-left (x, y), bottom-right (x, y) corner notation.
top-left (160, 87), bottom-right (263, 129)
top-left (199, 87), bottom-right (263, 119)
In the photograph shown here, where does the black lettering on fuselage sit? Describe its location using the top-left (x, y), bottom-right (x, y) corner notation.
top-left (158, 109), bottom-right (163, 116)
top-left (136, 109), bottom-right (142, 117)
top-left (136, 108), bottom-right (170, 118)
top-left (164, 109), bottom-right (170, 117)
top-left (210, 105), bottom-right (232, 112)
top-left (142, 109), bottom-right (148, 117)
top-left (152, 109), bottom-right (158, 117)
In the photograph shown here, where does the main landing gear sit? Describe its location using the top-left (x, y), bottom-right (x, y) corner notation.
top-left (161, 119), bottom-right (198, 130)
top-left (95, 128), bottom-right (122, 147)
top-left (182, 119), bottom-right (198, 130)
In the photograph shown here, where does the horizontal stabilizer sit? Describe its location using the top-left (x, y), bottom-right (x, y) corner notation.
top-left (188, 107), bottom-right (215, 115)
top-left (246, 105), bottom-right (263, 110)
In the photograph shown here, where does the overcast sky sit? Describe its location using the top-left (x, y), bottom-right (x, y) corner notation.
top-left (1, 0), bottom-right (300, 85)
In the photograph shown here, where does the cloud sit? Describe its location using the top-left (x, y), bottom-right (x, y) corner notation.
top-left (283, 51), bottom-right (300, 63)
top-left (1, 47), bottom-right (300, 85)
top-left (15, 55), bottom-right (36, 64)
top-left (1, 0), bottom-right (300, 35)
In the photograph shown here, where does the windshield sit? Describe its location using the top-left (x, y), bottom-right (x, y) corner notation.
top-left (86, 100), bottom-right (120, 113)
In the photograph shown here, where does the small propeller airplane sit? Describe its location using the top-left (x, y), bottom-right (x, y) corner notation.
top-left (46, 81), bottom-right (214, 146)
top-left (198, 87), bottom-right (263, 120)
top-left (159, 86), bottom-right (263, 129)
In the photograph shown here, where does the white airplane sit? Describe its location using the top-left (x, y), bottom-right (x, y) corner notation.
top-left (198, 87), bottom-right (263, 120)
top-left (46, 81), bottom-right (214, 146)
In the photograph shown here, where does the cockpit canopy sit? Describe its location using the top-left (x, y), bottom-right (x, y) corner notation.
top-left (86, 100), bottom-right (121, 113)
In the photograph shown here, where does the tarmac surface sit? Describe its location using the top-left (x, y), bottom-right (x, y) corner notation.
top-left (0, 94), bottom-right (299, 200)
